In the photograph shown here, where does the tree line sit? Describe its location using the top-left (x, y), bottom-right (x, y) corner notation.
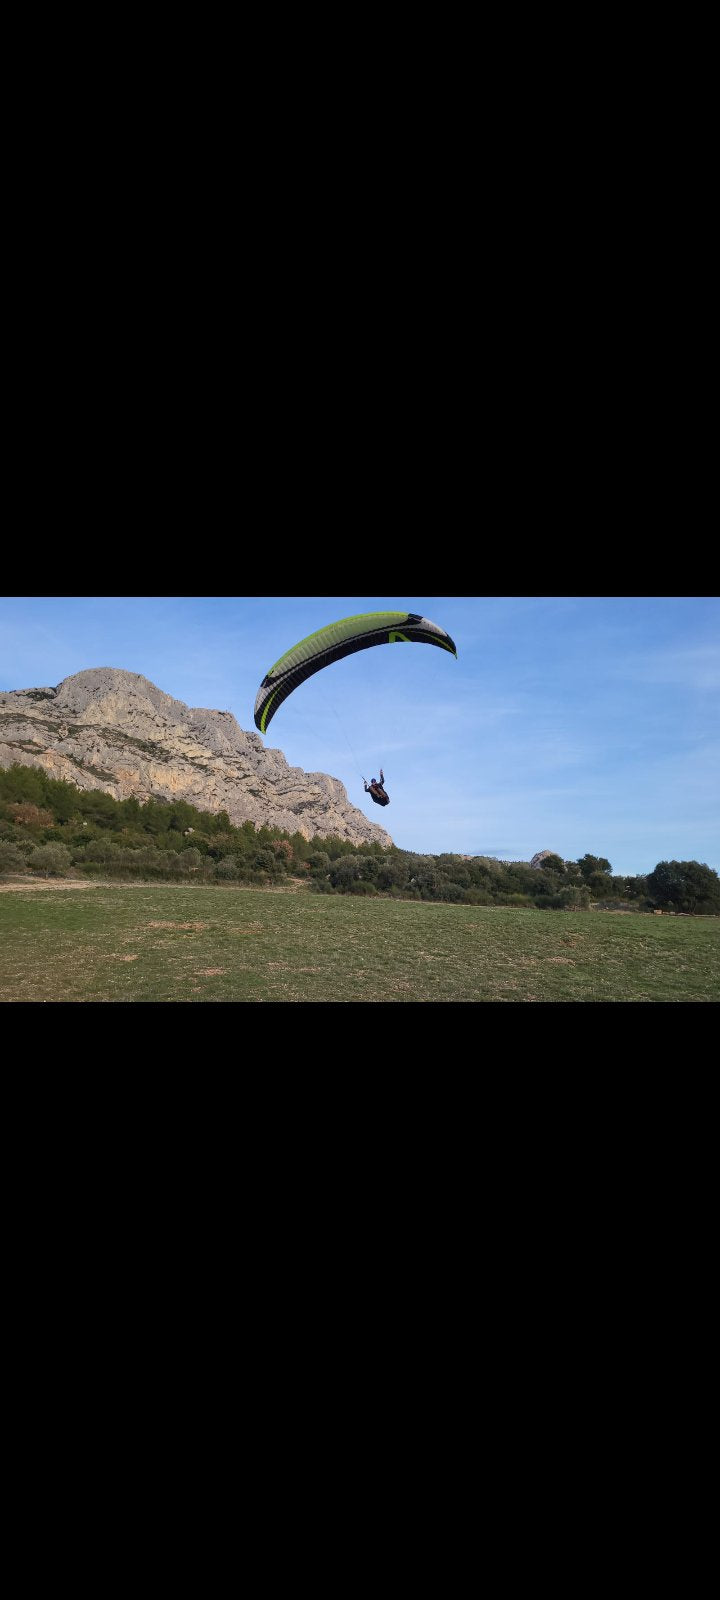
top-left (0, 764), bottom-right (718, 914)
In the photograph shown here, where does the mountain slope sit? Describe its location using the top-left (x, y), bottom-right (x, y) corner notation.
top-left (0, 669), bottom-right (392, 846)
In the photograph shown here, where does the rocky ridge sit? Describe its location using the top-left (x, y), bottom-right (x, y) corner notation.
top-left (0, 669), bottom-right (393, 847)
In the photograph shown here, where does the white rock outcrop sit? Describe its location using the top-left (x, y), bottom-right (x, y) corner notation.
top-left (0, 669), bottom-right (392, 847)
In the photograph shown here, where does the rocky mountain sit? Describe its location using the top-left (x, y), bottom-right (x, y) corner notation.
top-left (0, 669), bottom-right (393, 847)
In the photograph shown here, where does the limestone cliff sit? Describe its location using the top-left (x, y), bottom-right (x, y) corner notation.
top-left (0, 669), bottom-right (393, 847)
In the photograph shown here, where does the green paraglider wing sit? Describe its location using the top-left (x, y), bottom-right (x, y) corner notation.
top-left (254, 611), bottom-right (457, 734)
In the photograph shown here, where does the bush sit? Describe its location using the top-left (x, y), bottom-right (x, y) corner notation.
top-left (7, 802), bottom-right (55, 828)
top-left (646, 860), bottom-right (720, 916)
top-left (253, 847), bottom-right (281, 877)
top-left (330, 856), bottom-right (362, 890)
top-left (563, 886), bottom-right (591, 910)
top-left (375, 858), bottom-right (408, 892)
top-left (539, 853), bottom-right (567, 876)
top-left (0, 842), bottom-right (27, 874)
top-left (216, 857), bottom-right (240, 880)
top-left (354, 853), bottom-right (379, 880)
top-left (180, 848), bottom-right (203, 874)
top-left (28, 843), bottom-right (72, 876)
top-left (80, 840), bottom-right (116, 863)
top-left (436, 880), bottom-right (468, 902)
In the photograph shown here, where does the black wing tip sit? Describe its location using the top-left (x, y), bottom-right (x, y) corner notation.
top-left (406, 612), bottom-right (457, 654)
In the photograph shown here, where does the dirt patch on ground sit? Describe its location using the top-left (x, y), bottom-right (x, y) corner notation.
top-left (0, 878), bottom-right (97, 892)
top-left (0, 878), bottom-right (313, 895)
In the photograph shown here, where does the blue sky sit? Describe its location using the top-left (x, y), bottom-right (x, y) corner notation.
top-left (1, 595), bottom-right (718, 876)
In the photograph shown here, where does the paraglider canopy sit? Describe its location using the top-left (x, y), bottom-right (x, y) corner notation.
top-left (254, 610), bottom-right (457, 734)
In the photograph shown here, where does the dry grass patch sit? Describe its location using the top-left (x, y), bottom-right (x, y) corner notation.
top-left (146, 920), bottom-right (209, 931)
top-left (0, 878), bottom-right (96, 892)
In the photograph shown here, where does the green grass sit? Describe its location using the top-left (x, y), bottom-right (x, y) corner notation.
top-left (1, 882), bottom-right (719, 1000)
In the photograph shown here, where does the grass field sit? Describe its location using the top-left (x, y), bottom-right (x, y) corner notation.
top-left (1, 880), bottom-right (718, 1000)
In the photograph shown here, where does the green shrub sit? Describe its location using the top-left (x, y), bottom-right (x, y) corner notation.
top-left (28, 843), bottom-right (72, 876)
top-left (216, 858), bottom-right (240, 880)
top-left (0, 842), bottom-right (27, 874)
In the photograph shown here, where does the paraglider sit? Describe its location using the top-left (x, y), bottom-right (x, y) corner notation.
top-left (253, 610), bottom-right (457, 734)
top-left (364, 770), bottom-right (390, 807)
